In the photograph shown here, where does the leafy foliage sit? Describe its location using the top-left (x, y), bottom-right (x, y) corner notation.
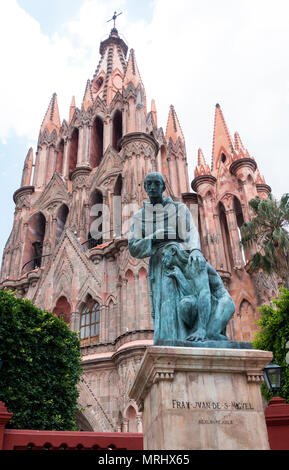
top-left (241, 194), bottom-right (289, 287)
top-left (253, 287), bottom-right (289, 402)
top-left (0, 289), bottom-right (82, 430)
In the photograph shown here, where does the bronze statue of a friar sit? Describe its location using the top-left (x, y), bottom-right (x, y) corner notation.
top-left (128, 172), bottom-right (246, 348)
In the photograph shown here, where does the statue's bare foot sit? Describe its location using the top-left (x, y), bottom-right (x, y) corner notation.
top-left (186, 328), bottom-right (207, 342)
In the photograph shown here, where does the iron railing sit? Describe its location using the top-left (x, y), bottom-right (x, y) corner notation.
top-left (21, 254), bottom-right (52, 274)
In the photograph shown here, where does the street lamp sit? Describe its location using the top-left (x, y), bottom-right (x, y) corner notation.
top-left (263, 362), bottom-right (283, 396)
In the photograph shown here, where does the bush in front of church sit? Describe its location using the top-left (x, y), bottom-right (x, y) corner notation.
top-left (0, 289), bottom-right (82, 430)
top-left (253, 287), bottom-right (289, 403)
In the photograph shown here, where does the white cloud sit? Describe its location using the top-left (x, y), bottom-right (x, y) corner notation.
top-left (124, 0), bottom-right (289, 199)
top-left (0, 0), bottom-right (289, 200)
top-left (0, 0), bottom-right (125, 143)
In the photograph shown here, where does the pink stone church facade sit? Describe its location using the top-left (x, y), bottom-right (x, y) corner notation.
top-left (0, 28), bottom-right (277, 432)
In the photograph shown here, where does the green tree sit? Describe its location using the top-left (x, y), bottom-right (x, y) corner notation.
top-left (241, 193), bottom-right (289, 288)
top-left (253, 287), bottom-right (289, 403)
top-left (0, 289), bottom-right (82, 430)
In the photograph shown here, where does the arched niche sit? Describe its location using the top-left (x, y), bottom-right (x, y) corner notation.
top-left (22, 212), bottom-right (46, 272)
top-left (125, 269), bottom-right (134, 283)
top-left (160, 145), bottom-right (169, 179)
top-left (55, 204), bottom-right (69, 246)
top-left (90, 116), bottom-right (104, 168)
top-left (53, 296), bottom-right (71, 324)
top-left (56, 139), bottom-right (64, 174)
top-left (114, 174), bottom-right (122, 196)
top-left (68, 128), bottom-right (79, 174)
top-left (125, 405), bottom-right (137, 433)
top-left (218, 201), bottom-right (233, 272)
top-left (138, 267), bottom-right (147, 280)
top-left (112, 110), bottom-right (122, 151)
top-left (233, 196), bottom-right (244, 228)
top-left (88, 189), bottom-right (103, 247)
top-left (238, 299), bottom-right (257, 342)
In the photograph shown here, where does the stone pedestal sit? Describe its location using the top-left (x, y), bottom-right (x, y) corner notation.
top-left (129, 346), bottom-right (272, 450)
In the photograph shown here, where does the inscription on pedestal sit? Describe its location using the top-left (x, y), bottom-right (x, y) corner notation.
top-left (171, 399), bottom-right (255, 427)
top-left (172, 399), bottom-right (254, 411)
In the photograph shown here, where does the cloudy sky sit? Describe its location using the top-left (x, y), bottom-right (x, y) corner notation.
top-left (0, 0), bottom-right (289, 260)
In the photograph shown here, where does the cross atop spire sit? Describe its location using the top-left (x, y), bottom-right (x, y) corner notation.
top-left (106, 11), bottom-right (122, 30)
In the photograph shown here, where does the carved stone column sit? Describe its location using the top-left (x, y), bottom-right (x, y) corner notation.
top-left (136, 414), bottom-right (143, 433)
top-left (119, 132), bottom-right (159, 201)
top-left (70, 311), bottom-right (80, 333)
top-left (70, 165), bottom-right (92, 234)
top-left (122, 418), bottom-right (129, 433)
top-left (63, 137), bottom-right (70, 178)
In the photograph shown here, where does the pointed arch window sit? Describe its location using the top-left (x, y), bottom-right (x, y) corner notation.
top-left (233, 196), bottom-right (246, 264)
top-left (80, 301), bottom-right (100, 340)
top-left (88, 189), bottom-right (103, 248)
top-left (68, 128), bottom-right (79, 174)
top-left (221, 153), bottom-right (227, 163)
top-left (90, 117), bottom-right (104, 168)
top-left (218, 201), bottom-right (233, 272)
top-left (56, 139), bottom-right (64, 174)
top-left (22, 212), bottom-right (46, 273)
top-left (55, 203), bottom-right (69, 246)
top-left (113, 174), bottom-right (122, 238)
top-left (112, 110), bottom-right (122, 151)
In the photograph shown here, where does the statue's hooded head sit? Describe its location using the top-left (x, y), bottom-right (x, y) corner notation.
top-left (144, 172), bottom-right (166, 200)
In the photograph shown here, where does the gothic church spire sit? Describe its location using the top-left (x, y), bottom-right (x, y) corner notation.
top-left (40, 92), bottom-right (61, 133)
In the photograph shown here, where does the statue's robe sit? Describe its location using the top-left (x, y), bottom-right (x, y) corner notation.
top-left (128, 197), bottom-right (200, 343)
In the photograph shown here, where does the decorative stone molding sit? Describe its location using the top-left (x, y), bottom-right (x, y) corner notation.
top-left (38, 128), bottom-right (58, 149)
top-left (99, 29), bottom-right (128, 57)
top-left (229, 158), bottom-right (257, 177)
top-left (152, 370), bottom-right (175, 384)
top-left (256, 183), bottom-right (271, 197)
top-left (0, 268), bottom-right (41, 293)
top-left (247, 371), bottom-right (265, 383)
top-left (13, 186), bottom-right (34, 206)
top-left (70, 165), bottom-right (92, 185)
top-left (123, 82), bottom-right (138, 101)
top-left (181, 192), bottom-right (198, 205)
top-left (87, 238), bottom-right (127, 264)
top-left (81, 329), bottom-right (154, 357)
top-left (191, 174), bottom-right (217, 193)
top-left (119, 132), bottom-right (159, 158)
top-left (27, 270), bottom-right (41, 288)
top-left (217, 270), bottom-right (231, 288)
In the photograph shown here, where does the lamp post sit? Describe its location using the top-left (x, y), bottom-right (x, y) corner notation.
top-left (264, 362), bottom-right (289, 450)
top-left (263, 362), bottom-right (283, 397)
